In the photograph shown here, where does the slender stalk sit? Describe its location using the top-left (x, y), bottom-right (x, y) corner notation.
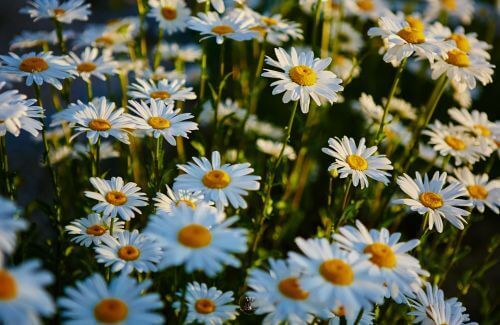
top-left (198, 0), bottom-right (211, 102)
top-left (90, 139), bottom-right (100, 177)
top-left (354, 308), bottom-right (364, 325)
top-left (136, 0), bottom-right (148, 59)
top-left (86, 80), bottom-right (93, 101)
top-left (118, 72), bottom-right (129, 109)
top-left (153, 27), bottom-right (164, 70)
top-left (311, 0), bottom-right (323, 55)
top-left (219, 41), bottom-right (226, 80)
top-left (0, 136), bottom-right (13, 198)
top-left (154, 137), bottom-right (164, 191)
top-left (52, 19), bottom-right (66, 53)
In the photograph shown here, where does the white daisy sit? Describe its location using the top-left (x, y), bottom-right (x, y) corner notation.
top-left (241, 8), bottom-right (303, 45)
top-left (0, 52), bottom-right (74, 90)
top-left (394, 171), bottom-right (472, 233)
top-left (331, 55), bottom-right (361, 81)
top-left (159, 43), bottom-right (202, 62)
top-left (154, 185), bottom-right (208, 214)
top-left (448, 108), bottom-right (498, 147)
top-left (128, 99), bottom-right (198, 145)
top-left (74, 24), bottom-right (129, 54)
top-left (144, 203), bottom-right (247, 277)
top-left (65, 213), bottom-right (125, 247)
top-left (0, 260), bottom-right (54, 325)
top-left (187, 11), bottom-right (257, 45)
top-left (247, 258), bottom-right (319, 325)
top-left (256, 138), bottom-right (296, 160)
top-left (425, 0), bottom-right (474, 25)
top-left (128, 78), bottom-right (196, 104)
top-left (262, 47), bottom-right (344, 113)
top-left (323, 306), bottom-right (375, 325)
top-left (9, 30), bottom-right (53, 50)
top-left (449, 167), bottom-right (500, 214)
top-left (0, 197), bottom-right (26, 262)
top-left (21, 0), bottom-right (91, 24)
top-left (353, 92), bottom-right (391, 124)
top-left (344, 0), bottom-right (390, 21)
top-left (174, 151), bottom-right (261, 210)
top-left (58, 273), bottom-right (164, 324)
top-left (177, 282), bottom-right (239, 324)
top-left (385, 96), bottom-right (417, 121)
top-left (333, 220), bottom-right (429, 303)
top-left (196, 0), bottom-right (226, 14)
top-left (322, 136), bottom-right (393, 189)
top-left (84, 176), bottom-right (149, 221)
top-left (67, 47), bottom-right (117, 83)
top-left (198, 98), bottom-right (246, 126)
top-left (148, 0), bottom-right (191, 35)
top-left (288, 238), bottom-right (386, 318)
top-left (95, 229), bottom-right (162, 274)
top-left (333, 22), bottom-right (364, 55)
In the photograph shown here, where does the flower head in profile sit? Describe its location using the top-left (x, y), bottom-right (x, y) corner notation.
top-left (128, 78), bottom-right (196, 104)
top-left (425, 0), bottom-right (474, 25)
top-left (322, 136), bottom-right (393, 189)
top-left (448, 108), bottom-right (498, 152)
top-left (9, 30), bottom-right (53, 51)
top-left (241, 8), bottom-right (303, 45)
top-left (67, 47), bottom-right (117, 82)
top-left (394, 171), bottom-right (472, 233)
top-left (174, 151), bottom-right (261, 210)
top-left (148, 0), bottom-right (191, 35)
top-left (65, 213), bottom-right (125, 247)
top-left (58, 273), bottom-right (164, 324)
top-left (262, 47), bottom-right (343, 113)
top-left (344, 0), bottom-right (390, 21)
top-left (188, 11), bottom-right (257, 44)
top-left (256, 138), bottom-right (296, 160)
top-left (160, 43), bottom-right (202, 62)
top-left (0, 197), bottom-right (27, 262)
top-left (153, 185), bottom-right (208, 214)
top-left (429, 23), bottom-right (491, 60)
top-left (0, 52), bottom-right (74, 90)
top-left (21, 0), bottom-right (91, 24)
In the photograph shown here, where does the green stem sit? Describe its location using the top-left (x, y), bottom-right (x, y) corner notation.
top-left (198, 0), bottom-right (210, 102)
top-left (153, 28), bottom-right (164, 70)
top-left (53, 19), bottom-right (66, 53)
top-left (311, 0), bottom-right (323, 55)
top-left (155, 137), bottom-right (163, 191)
top-left (0, 136), bottom-right (13, 198)
top-left (91, 139), bottom-right (100, 177)
top-left (137, 0), bottom-right (148, 59)
top-left (219, 41), bottom-right (226, 80)
top-left (86, 80), bottom-right (93, 101)
top-left (119, 73), bottom-right (129, 109)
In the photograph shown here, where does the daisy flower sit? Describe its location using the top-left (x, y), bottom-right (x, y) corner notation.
top-left (323, 306), bottom-right (375, 325)
top-left (84, 176), bottom-right (149, 221)
top-left (333, 220), bottom-right (429, 303)
top-left (256, 138), bottom-right (296, 160)
top-left (160, 43), bottom-right (202, 62)
top-left (333, 22), bottom-right (364, 55)
top-left (246, 258), bottom-right (319, 325)
top-left (187, 11), bottom-right (257, 45)
top-left (65, 213), bottom-right (125, 247)
top-left (354, 92), bottom-right (390, 124)
top-left (198, 98), bottom-right (246, 126)
top-left (144, 203), bottom-right (247, 277)
top-left (262, 47), bottom-right (344, 113)
top-left (153, 185), bottom-right (208, 214)
top-left (58, 273), bottom-right (164, 324)
top-left (449, 168), bottom-right (500, 214)
top-left (174, 151), bottom-right (261, 210)
top-left (423, 121), bottom-right (489, 165)
top-left (196, 0), bottom-right (225, 14)
top-left (331, 55), bottom-right (361, 81)
top-left (67, 47), bottom-right (117, 83)
top-left (9, 30), bottom-right (53, 50)
top-left (176, 282), bottom-right (239, 324)
top-left (128, 99), bottom-right (198, 145)
top-left (425, 0), bottom-right (474, 25)
top-left (385, 96), bottom-right (417, 121)
top-left (74, 24), bottom-right (129, 54)
top-left (0, 52), bottom-right (74, 90)
top-left (242, 8), bottom-right (303, 45)
top-left (0, 197), bottom-right (26, 262)
top-left (429, 23), bottom-right (491, 60)
top-left (0, 260), bottom-right (54, 325)
top-left (148, 0), bottom-right (191, 35)
top-left (394, 171), bottom-right (472, 233)
top-left (344, 0), bottom-right (390, 21)
top-left (128, 78), bottom-right (196, 104)
top-left (288, 238), bottom-right (386, 318)
top-left (448, 108), bottom-right (498, 145)
top-left (322, 136), bottom-right (393, 189)
top-left (21, 0), bottom-right (91, 24)
top-left (95, 230), bottom-right (162, 274)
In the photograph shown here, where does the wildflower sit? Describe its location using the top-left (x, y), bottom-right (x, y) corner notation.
top-left (448, 108), bottom-right (498, 150)
top-left (67, 47), bottom-right (117, 82)
top-left (242, 8), bottom-right (303, 45)
top-left (196, 0), bottom-right (225, 14)
top-left (128, 78), bottom-right (196, 104)
top-left (0, 197), bottom-right (26, 262)
top-left (256, 138), bottom-right (296, 160)
top-left (65, 213), bottom-right (125, 247)
top-left (148, 0), bottom-right (191, 35)
top-left (153, 185), bottom-right (208, 214)
top-left (344, 0), bottom-right (390, 21)
top-left (429, 23), bottom-right (491, 60)
top-left (425, 0), bottom-right (474, 25)
top-left (160, 43), bottom-right (202, 62)
top-left (21, 0), bottom-right (91, 24)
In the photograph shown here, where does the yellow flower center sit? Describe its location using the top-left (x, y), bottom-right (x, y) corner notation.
top-left (105, 191), bottom-right (128, 206)
top-left (467, 185), bottom-right (488, 200)
top-left (19, 57), bottom-right (49, 73)
top-left (278, 277), bottom-right (309, 300)
top-left (419, 192), bottom-right (444, 209)
top-left (319, 259), bottom-right (354, 286)
top-left (261, 17), bottom-right (278, 26)
top-left (77, 61), bottom-right (97, 73)
top-left (202, 170), bottom-right (231, 189)
top-left (442, 0), bottom-right (457, 10)
top-left (445, 49), bottom-right (470, 67)
top-left (289, 65), bottom-right (317, 86)
top-left (148, 117), bottom-right (171, 130)
top-left (86, 224), bottom-right (107, 236)
top-left (447, 34), bottom-right (470, 53)
top-left (161, 6), bottom-right (177, 20)
top-left (333, 306), bottom-right (346, 317)
top-left (94, 298), bottom-right (129, 323)
top-left (178, 224), bottom-right (212, 248)
top-left (363, 243), bottom-right (397, 268)
top-left (356, 0), bottom-right (374, 11)
top-left (53, 8), bottom-right (66, 16)
top-left (176, 199), bottom-right (197, 209)
top-left (211, 25), bottom-right (234, 35)
top-left (0, 270), bottom-right (17, 301)
top-left (473, 124), bottom-right (491, 136)
top-left (88, 118), bottom-right (111, 131)
top-left (195, 298), bottom-right (216, 314)
top-left (346, 154), bottom-right (368, 171)
top-left (95, 36), bottom-right (114, 46)
top-left (397, 27), bottom-right (426, 44)
top-left (149, 90), bottom-right (171, 100)
top-left (250, 25), bottom-right (267, 37)
top-left (444, 135), bottom-right (466, 150)
top-left (117, 245), bottom-right (141, 261)
top-left (406, 16), bottom-right (425, 32)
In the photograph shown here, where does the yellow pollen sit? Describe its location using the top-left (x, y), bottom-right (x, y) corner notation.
top-left (278, 277), bottom-right (309, 300)
top-left (105, 191), bottom-right (128, 206)
top-left (148, 117), bottom-right (171, 130)
top-left (0, 270), bottom-right (17, 301)
top-left (446, 49), bottom-right (470, 67)
top-left (319, 259), bottom-right (354, 286)
top-left (161, 6), bottom-right (177, 20)
top-left (176, 199), bottom-right (196, 209)
top-left (473, 124), bottom-right (491, 136)
top-left (406, 16), bottom-right (425, 32)
top-left (178, 224), bottom-right (212, 248)
top-left (19, 57), bottom-right (49, 73)
top-left (419, 192), bottom-right (444, 209)
top-left (397, 27), bottom-right (426, 44)
top-left (88, 118), bottom-right (111, 131)
top-left (442, 0), bottom-right (457, 11)
top-left (346, 154), bottom-right (368, 171)
top-left (195, 298), bottom-right (216, 314)
top-left (467, 185), bottom-right (488, 200)
top-left (261, 17), bottom-right (278, 26)
top-left (77, 61), bottom-right (97, 73)
top-left (250, 25), bottom-right (267, 37)
top-left (356, 0), bottom-right (374, 11)
top-left (211, 25), bottom-right (234, 35)
top-left (447, 34), bottom-right (470, 53)
top-left (149, 90), bottom-right (171, 100)
top-left (53, 8), bottom-right (66, 16)
top-left (289, 65), bottom-right (317, 86)
top-left (86, 224), bottom-right (107, 236)
top-left (94, 298), bottom-right (128, 323)
top-left (202, 170), bottom-right (231, 189)
top-left (444, 135), bottom-right (466, 150)
top-left (117, 245), bottom-right (141, 261)
top-left (95, 36), bottom-right (114, 46)
top-left (364, 243), bottom-right (397, 268)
